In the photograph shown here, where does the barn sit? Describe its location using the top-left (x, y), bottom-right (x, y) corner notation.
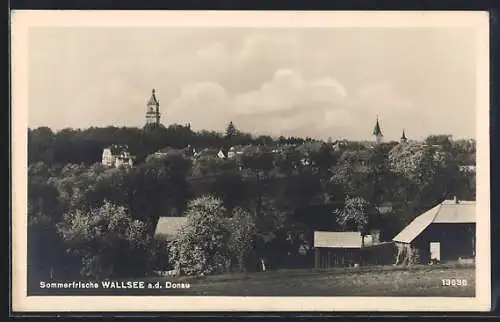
top-left (313, 231), bottom-right (363, 269)
top-left (392, 198), bottom-right (476, 265)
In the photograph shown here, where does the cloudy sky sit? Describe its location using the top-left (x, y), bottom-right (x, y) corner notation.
top-left (28, 27), bottom-right (477, 141)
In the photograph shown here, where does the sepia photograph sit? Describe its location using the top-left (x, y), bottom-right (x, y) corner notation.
top-left (11, 10), bottom-right (491, 312)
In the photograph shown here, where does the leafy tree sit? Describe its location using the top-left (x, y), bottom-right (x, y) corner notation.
top-left (330, 150), bottom-right (374, 201)
top-left (455, 170), bottom-right (476, 200)
top-left (252, 200), bottom-right (287, 268)
top-left (128, 155), bottom-right (192, 227)
top-left (275, 146), bottom-right (302, 175)
top-left (424, 134), bottom-right (453, 150)
top-left (48, 163), bottom-right (96, 212)
top-left (227, 207), bottom-right (257, 272)
top-left (225, 121), bottom-right (237, 140)
top-left (57, 201), bottom-right (153, 278)
top-left (89, 166), bottom-right (131, 209)
top-left (365, 145), bottom-right (396, 204)
top-left (28, 127), bottom-right (55, 164)
top-left (169, 196), bottom-right (231, 276)
top-left (238, 145), bottom-right (276, 216)
top-left (211, 170), bottom-right (248, 211)
top-left (191, 154), bottom-right (237, 178)
top-left (388, 142), bottom-right (428, 183)
top-left (334, 196), bottom-right (371, 237)
top-left (28, 170), bottom-right (67, 282)
top-left (300, 142), bottom-right (338, 203)
top-left (255, 135), bottom-right (275, 146)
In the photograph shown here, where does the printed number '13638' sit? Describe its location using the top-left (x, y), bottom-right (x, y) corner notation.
top-left (442, 279), bottom-right (468, 286)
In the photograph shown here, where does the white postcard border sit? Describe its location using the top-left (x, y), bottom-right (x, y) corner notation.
top-left (11, 10), bottom-right (491, 312)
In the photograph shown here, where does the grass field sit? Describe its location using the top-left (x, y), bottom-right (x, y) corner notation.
top-left (30, 263), bottom-right (475, 297)
top-left (163, 263), bottom-right (475, 297)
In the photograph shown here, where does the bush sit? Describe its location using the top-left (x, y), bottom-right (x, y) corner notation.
top-left (57, 200), bottom-right (154, 278)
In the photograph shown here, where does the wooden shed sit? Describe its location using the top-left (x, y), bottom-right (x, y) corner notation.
top-left (314, 231), bottom-right (362, 269)
top-left (393, 198), bottom-right (476, 264)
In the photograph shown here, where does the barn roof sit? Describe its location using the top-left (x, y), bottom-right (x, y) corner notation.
top-left (314, 231), bottom-right (362, 248)
top-left (154, 216), bottom-right (188, 241)
top-left (392, 199), bottom-right (476, 244)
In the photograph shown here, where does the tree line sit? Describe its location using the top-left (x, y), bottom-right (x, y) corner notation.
top-left (28, 123), bottom-right (315, 166)
top-left (27, 123), bottom-right (476, 283)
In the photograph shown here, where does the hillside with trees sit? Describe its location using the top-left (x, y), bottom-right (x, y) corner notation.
top-left (27, 122), bottom-right (476, 282)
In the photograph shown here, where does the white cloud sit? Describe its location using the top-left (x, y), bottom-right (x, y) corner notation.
top-left (168, 82), bottom-right (231, 131)
top-left (236, 33), bottom-right (302, 67)
top-left (233, 69), bottom-right (347, 116)
top-left (165, 71), bottom-right (426, 141)
top-left (194, 33), bottom-right (304, 90)
top-left (165, 69), bottom-right (352, 139)
top-left (196, 42), bottom-right (230, 65)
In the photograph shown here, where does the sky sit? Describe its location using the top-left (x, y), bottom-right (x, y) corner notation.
top-left (28, 27), bottom-right (477, 141)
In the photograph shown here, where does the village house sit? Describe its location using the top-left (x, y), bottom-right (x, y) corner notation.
top-left (392, 197), bottom-right (476, 265)
top-left (101, 144), bottom-right (135, 168)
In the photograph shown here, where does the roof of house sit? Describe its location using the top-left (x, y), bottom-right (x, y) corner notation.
top-left (154, 216), bottom-right (188, 241)
top-left (314, 231), bottom-right (362, 248)
top-left (392, 199), bottom-right (476, 244)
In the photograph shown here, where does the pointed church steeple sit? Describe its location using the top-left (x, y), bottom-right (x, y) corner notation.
top-left (373, 116), bottom-right (383, 144)
top-left (400, 129), bottom-right (408, 144)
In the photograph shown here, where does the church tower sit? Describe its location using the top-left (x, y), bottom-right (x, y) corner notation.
top-left (400, 129), bottom-right (408, 144)
top-left (372, 116), bottom-right (383, 144)
top-left (145, 89), bottom-right (161, 126)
